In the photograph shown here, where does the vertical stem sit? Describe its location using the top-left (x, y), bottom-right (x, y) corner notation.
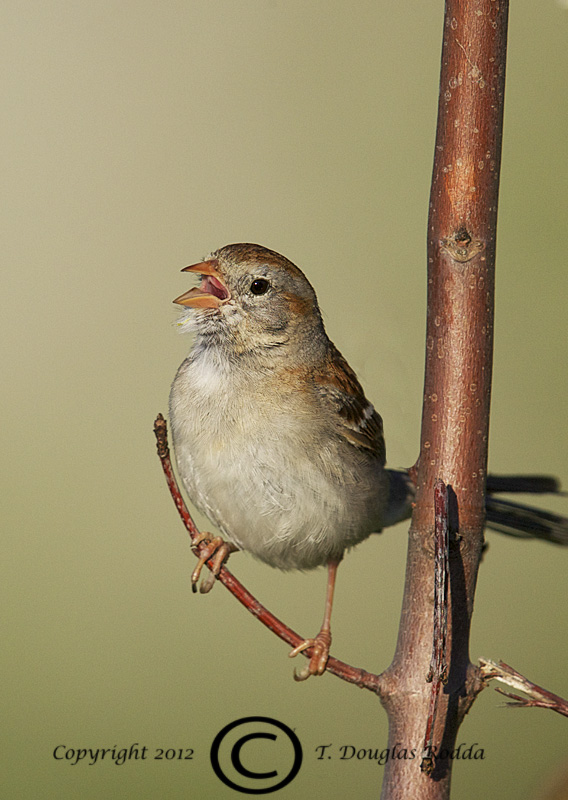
top-left (379, 2), bottom-right (509, 797)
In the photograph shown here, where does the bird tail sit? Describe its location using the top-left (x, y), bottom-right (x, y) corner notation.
top-left (385, 470), bottom-right (568, 546)
top-left (485, 474), bottom-right (568, 545)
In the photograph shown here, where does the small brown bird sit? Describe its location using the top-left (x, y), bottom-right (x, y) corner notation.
top-left (169, 243), bottom-right (568, 680)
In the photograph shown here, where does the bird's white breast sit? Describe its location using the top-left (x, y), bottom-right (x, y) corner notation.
top-left (169, 345), bottom-right (385, 570)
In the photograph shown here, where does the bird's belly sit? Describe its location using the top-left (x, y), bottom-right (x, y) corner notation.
top-left (171, 418), bottom-right (385, 570)
top-left (169, 359), bottom-right (387, 570)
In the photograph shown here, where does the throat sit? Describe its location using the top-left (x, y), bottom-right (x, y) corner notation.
top-left (190, 339), bottom-right (233, 391)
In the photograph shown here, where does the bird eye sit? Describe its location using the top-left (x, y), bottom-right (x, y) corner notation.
top-left (250, 278), bottom-right (270, 295)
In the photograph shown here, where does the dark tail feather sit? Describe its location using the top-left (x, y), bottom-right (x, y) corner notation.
top-left (485, 473), bottom-right (568, 545)
top-left (486, 474), bottom-right (564, 495)
top-left (485, 496), bottom-right (568, 545)
top-left (385, 470), bottom-right (568, 545)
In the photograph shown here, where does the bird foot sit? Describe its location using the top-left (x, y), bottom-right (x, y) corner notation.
top-left (191, 533), bottom-right (235, 594)
top-left (289, 629), bottom-right (332, 681)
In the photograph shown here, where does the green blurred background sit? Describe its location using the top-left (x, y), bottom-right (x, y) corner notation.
top-left (2, 2), bottom-right (567, 798)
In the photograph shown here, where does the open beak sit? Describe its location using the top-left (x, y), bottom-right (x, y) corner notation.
top-left (173, 259), bottom-right (231, 308)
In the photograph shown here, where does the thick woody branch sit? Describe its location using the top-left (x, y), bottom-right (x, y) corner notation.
top-left (380, 2), bottom-right (509, 798)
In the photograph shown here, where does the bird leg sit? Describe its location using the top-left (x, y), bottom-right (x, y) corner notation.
top-left (289, 559), bottom-right (340, 681)
top-left (191, 533), bottom-right (237, 594)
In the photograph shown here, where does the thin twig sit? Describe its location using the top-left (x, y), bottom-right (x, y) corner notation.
top-left (154, 413), bottom-right (381, 693)
top-left (421, 481), bottom-right (450, 775)
top-left (479, 659), bottom-right (568, 718)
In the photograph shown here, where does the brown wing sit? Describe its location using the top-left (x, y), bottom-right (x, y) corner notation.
top-left (313, 343), bottom-right (386, 464)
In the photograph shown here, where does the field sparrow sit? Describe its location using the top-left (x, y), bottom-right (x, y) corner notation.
top-left (168, 243), bottom-right (567, 680)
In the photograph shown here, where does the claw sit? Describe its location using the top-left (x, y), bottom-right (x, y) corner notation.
top-left (190, 534), bottom-right (235, 593)
top-left (199, 569), bottom-right (217, 594)
top-left (191, 531), bottom-right (214, 549)
top-left (289, 629), bottom-right (332, 681)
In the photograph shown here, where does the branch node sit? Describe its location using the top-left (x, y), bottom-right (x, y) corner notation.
top-left (153, 413), bottom-right (170, 460)
top-left (440, 229), bottom-right (485, 263)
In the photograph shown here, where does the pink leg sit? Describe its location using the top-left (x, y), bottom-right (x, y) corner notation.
top-left (289, 559), bottom-right (340, 681)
